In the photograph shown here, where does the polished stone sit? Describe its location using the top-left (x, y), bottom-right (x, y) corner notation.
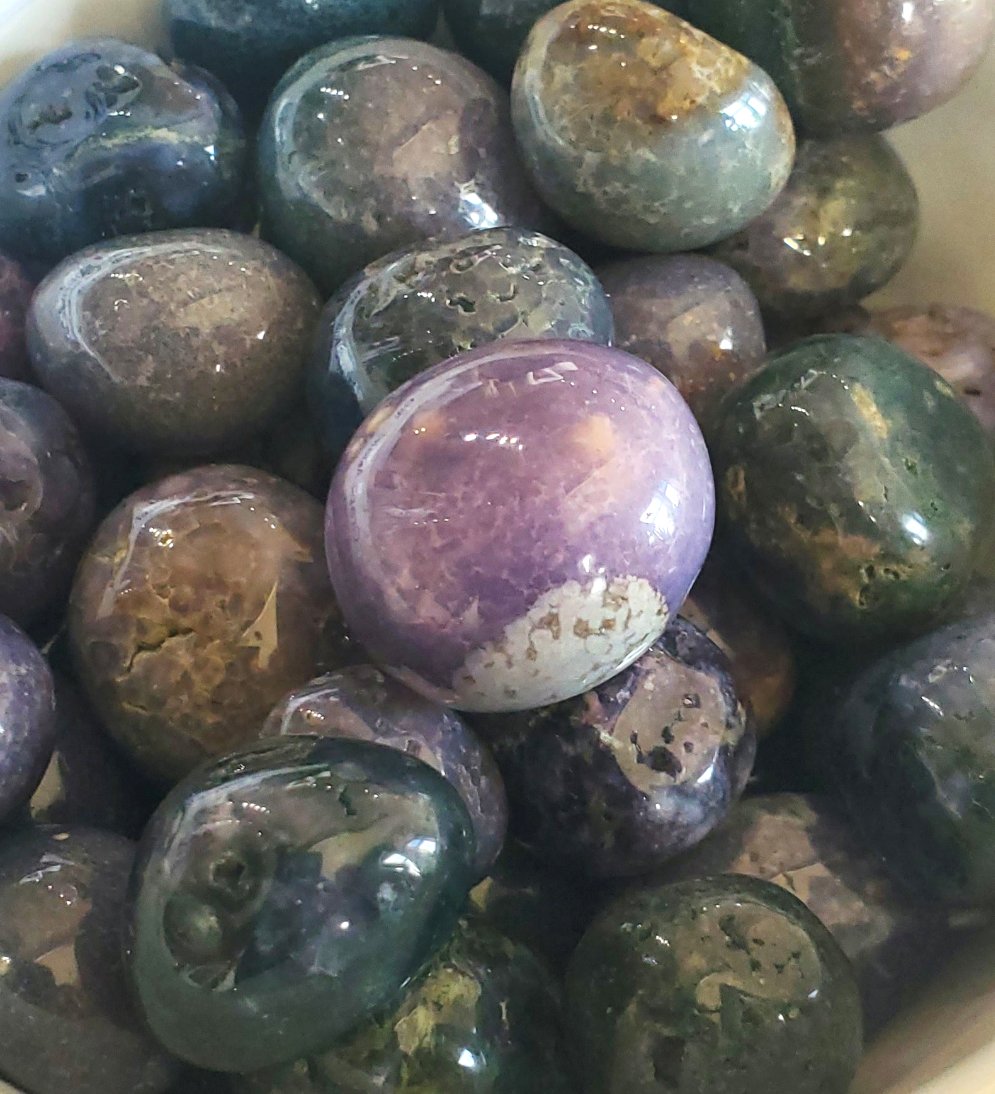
top-left (0, 252), bottom-right (33, 381)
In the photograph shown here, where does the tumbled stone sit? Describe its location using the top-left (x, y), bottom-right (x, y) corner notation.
top-left (0, 252), bottom-right (33, 381)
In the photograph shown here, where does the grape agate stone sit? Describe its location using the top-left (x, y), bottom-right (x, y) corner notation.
top-left (483, 618), bottom-right (754, 878)
top-left (683, 0), bottom-right (995, 135)
top-left (0, 39), bottom-right (248, 266)
top-left (566, 876), bottom-right (863, 1094)
top-left (510, 0), bottom-right (795, 252)
top-left (310, 227), bottom-right (613, 456)
top-left (325, 339), bottom-right (715, 712)
top-left (712, 335), bottom-right (995, 643)
top-left (0, 252), bottom-right (33, 381)
top-left (236, 919), bottom-right (568, 1094)
top-left (262, 665), bottom-right (507, 876)
top-left (597, 255), bottom-right (766, 431)
top-left (0, 827), bottom-right (180, 1094)
top-left (709, 136), bottom-right (919, 320)
top-left (127, 736), bottom-right (475, 1072)
top-left (166, 0), bottom-right (440, 117)
top-left (443, 0), bottom-right (563, 82)
top-left (0, 378), bottom-right (96, 627)
top-left (28, 230), bottom-right (322, 457)
top-left (258, 38), bottom-right (544, 293)
top-left (69, 465), bottom-right (354, 784)
top-left (0, 615), bottom-right (56, 822)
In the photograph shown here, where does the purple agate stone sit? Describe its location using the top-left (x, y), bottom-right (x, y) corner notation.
top-left (325, 339), bottom-right (715, 712)
top-left (0, 253), bottom-right (33, 381)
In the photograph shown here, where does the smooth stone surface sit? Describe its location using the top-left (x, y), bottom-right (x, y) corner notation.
top-left (480, 618), bottom-right (754, 878)
top-left (310, 227), bottom-right (613, 457)
top-left (69, 465), bottom-right (355, 784)
top-left (0, 39), bottom-right (248, 267)
top-left (597, 254), bottom-right (765, 431)
top-left (510, 0), bottom-right (795, 252)
top-left (709, 136), bottom-right (919, 320)
top-left (443, 0), bottom-right (563, 82)
top-left (0, 252), bottom-right (33, 381)
top-left (712, 334), bottom-right (995, 643)
top-left (0, 377), bottom-right (96, 627)
top-left (258, 38), bottom-right (544, 293)
top-left (262, 665), bottom-right (507, 876)
top-left (566, 876), bottom-right (863, 1094)
top-left (28, 230), bottom-right (322, 457)
top-left (0, 614), bottom-right (56, 823)
top-left (325, 339), bottom-right (715, 712)
top-left (235, 919), bottom-right (568, 1094)
top-left (683, 0), bottom-right (995, 135)
top-left (0, 827), bottom-right (179, 1094)
top-left (127, 736), bottom-right (475, 1072)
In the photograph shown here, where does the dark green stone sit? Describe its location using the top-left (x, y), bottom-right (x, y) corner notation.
top-left (712, 334), bottom-right (995, 643)
top-left (126, 736), bottom-right (476, 1072)
top-left (565, 876), bottom-right (863, 1094)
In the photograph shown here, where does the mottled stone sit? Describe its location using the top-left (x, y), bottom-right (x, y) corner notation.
top-left (0, 827), bottom-right (179, 1094)
top-left (262, 665), bottom-right (507, 876)
top-left (0, 378), bottom-right (96, 627)
top-left (712, 335), bottom-right (995, 643)
top-left (597, 254), bottom-right (765, 431)
top-left (510, 0), bottom-right (795, 252)
top-left (127, 736), bottom-right (475, 1072)
top-left (566, 876), bottom-right (863, 1094)
top-left (443, 0), bottom-right (564, 82)
top-left (310, 227), bottom-right (614, 457)
top-left (683, 0), bottom-right (995, 135)
top-left (326, 339), bottom-right (715, 712)
top-left (69, 465), bottom-right (355, 785)
top-left (28, 230), bottom-right (322, 457)
top-left (0, 252), bottom-right (33, 381)
top-left (258, 38), bottom-right (544, 294)
top-left (0, 40), bottom-right (248, 267)
top-left (709, 136), bottom-right (919, 320)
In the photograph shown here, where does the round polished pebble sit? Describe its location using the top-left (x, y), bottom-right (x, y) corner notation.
top-left (310, 227), bottom-right (614, 456)
top-left (566, 876), bottom-right (863, 1094)
top-left (0, 827), bottom-right (180, 1094)
top-left (326, 339), bottom-right (715, 712)
top-left (709, 136), bottom-right (919, 320)
top-left (69, 465), bottom-right (354, 784)
top-left (127, 736), bottom-right (475, 1072)
top-left (262, 665), bottom-right (507, 876)
top-left (597, 254), bottom-right (765, 431)
top-left (510, 0), bottom-right (795, 252)
top-left (712, 335), bottom-right (995, 643)
top-left (0, 252), bottom-right (33, 381)
top-left (258, 38), bottom-right (544, 293)
top-left (0, 39), bottom-right (248, 266)
top-left (0, 377), bottom-right (96, 627)
top-left (235, 919), bottom-right (569, 1094)
top-left (28, 230), bottom-right (322, 457)
top-left (443, 0), bottom-right (563, 82)
top-left (683, 0), bottom-right (995, 135)
top-left (481, 617), bottom-right (755, 878)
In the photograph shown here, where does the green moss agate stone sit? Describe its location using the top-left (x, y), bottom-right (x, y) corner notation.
top-left (712, 334), bottom-right (995, 643)
top-left (565, 876), bottom-right (863, 1094)
top-left (126, 737), bottom-right (475, 1072)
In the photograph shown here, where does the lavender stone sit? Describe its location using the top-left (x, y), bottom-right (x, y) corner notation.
top-left (326, 339), bottom-right (715, 712)
top-left (0, 252), bottom-right (33, 381)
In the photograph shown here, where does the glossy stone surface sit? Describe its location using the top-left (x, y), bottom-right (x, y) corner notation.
top-left (28, 230), bottom-right (322, 457)
top-left (683, 0), bottom-right (995, 135)
top-left (326, 339), bottom-right (715, 712)
top-left (709, 136), bottom-right (919, 320)
top-left (712, 335), bottom-right (995, 643)
top-left (443, 0), bottom-right (563, 82)
top-left (0, 378), bottom-right (96, 627)
top-left (127, 736), bottom-right (475, 1072)
top-left (0, 827), bottom-right (179, 1094)
top-left (0, 252), bottom-right (33, 381)
top-left (69, 465), bottom-right (354, 784)
top-left (235, 919), bottom-right (568, 1094)
top-left (258, 38), bottom-right (543, 294)
top-left (566, 876), bottom-right (863, 1094)
top-left (310, 227), bottom-right (613, 456)
top-left (167, 0), bottom-right (440, 117)
top-left (597, 254), bottom-right (765, 431)
top-left (0, 39), bottom-right (248, 267)
top-left (510, 0), bottom-right (795, 252)
top-left (481, 618), bottom-right (754, 878)
top-left (262, 665), bottom-right (507, 876)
